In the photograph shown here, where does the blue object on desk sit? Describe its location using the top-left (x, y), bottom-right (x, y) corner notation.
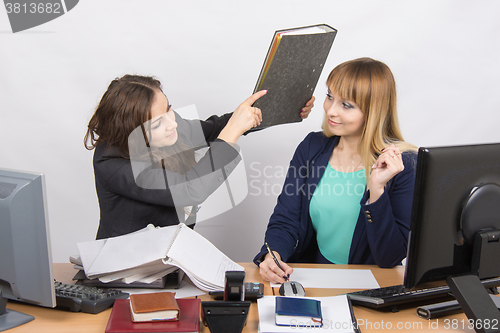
top-left (275, 296), bottom-right (322, 327)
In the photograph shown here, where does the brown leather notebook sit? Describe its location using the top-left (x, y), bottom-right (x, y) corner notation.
top-left (129, 292), bottom-right (180, 322)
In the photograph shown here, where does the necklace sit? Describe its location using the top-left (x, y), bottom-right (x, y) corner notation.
top-left (335, 149), bottom-right (362, 173)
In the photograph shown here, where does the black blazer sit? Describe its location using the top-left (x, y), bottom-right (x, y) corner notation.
top-left (93, 112), bottom-right (240, 239)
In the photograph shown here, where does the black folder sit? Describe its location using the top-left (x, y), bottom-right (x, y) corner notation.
top-left (250, 24), bottom-right (337, 131)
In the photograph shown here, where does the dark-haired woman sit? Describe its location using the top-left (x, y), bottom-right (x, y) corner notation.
top-left (84, 75), bottom-right (313, 239)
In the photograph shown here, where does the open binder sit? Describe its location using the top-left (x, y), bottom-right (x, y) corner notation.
top-left (76, 223), bottom-right (244, 291)
top-left (250, 24), bottom-right (337, 131)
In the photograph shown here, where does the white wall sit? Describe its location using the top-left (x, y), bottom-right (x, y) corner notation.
top-left (1, 0), bottom-right (499, 263)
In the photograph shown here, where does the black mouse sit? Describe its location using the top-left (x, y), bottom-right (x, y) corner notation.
top-left (278, 281), bottom-right (305, 297)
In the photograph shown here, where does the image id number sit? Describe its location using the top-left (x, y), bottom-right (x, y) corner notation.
top-left (5, 3), bottom-right (62, 14)
top-left (443, 318), bottom-right (499, 330)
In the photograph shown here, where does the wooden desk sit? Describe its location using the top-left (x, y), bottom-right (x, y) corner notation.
top-left (7, 263), bottom-right (476, 332)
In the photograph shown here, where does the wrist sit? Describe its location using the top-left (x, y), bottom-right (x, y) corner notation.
top-left (217, 127), bottom-right (241, 144)
top-left (369, 185), bottom-right (384, 204)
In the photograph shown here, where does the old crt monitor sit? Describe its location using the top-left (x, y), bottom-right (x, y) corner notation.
top-left (404, 143), bottom-right (500, 332)
top-left (0, 168), bottom-right (55, 331)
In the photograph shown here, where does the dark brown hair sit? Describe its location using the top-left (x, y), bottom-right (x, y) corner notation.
top-left (84, 75), bottom-right (162, 157)
top-left (84, 75), bottom-right (196, 174)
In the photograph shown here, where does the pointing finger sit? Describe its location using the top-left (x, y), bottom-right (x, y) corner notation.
top-left (244, 90), bottom-right (268, 106)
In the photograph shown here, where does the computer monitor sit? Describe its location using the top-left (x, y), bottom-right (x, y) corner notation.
top-left (404, 143), bottom-right (500, 331)
top-left (0, 168), bottom-right (55, 331)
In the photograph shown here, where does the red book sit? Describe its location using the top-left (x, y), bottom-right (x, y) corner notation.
top-left (105, 298), bottom-right (200, 333)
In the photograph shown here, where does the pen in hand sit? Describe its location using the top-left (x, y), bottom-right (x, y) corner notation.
top-left (265, 242), bottom-right (289, 281)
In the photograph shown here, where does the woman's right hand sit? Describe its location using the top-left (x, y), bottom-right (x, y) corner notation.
top-left (259, 252), bottom-right (294, 284)
top-left (217, 90), bottom-right (267, 144)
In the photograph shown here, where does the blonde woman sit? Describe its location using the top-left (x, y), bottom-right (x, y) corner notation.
top-left (255, 58), bottom-right (417, 283)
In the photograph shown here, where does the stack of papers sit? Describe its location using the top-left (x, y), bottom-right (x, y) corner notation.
top-left (75, 223), bottom-right (243, 291)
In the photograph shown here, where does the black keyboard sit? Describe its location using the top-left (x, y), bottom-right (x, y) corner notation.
top-left (347, 276), bottom-right (500, 309)
top-left (54, 281), bottom-right (129, 314)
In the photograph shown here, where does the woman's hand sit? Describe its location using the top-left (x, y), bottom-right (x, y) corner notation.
top-left (300, 96), bottom-right (315, 119)
top-left (259, 252), bottom-right (293, 284)
top-left (217, 90), bottom-right (267, 144)
top-left (369, 144), bottom-right (404, 203)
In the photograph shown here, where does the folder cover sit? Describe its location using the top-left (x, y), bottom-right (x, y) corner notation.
top-left (275, 296), bottom-right (323, 327)
top-left (250, 24), bottom-right (337, 131)
top-left (105, 298), bottom-right (200, 333)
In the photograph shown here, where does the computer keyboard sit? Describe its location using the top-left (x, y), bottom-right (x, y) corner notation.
top-left (54, 281), bottom-right (129, 314)
top-left (347, 276), bottom-right (500, 310)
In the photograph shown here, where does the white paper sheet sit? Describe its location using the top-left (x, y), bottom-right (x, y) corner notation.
top-left (258, 295), bottom-right (357, 333)
top-left (271, 268), bottom-right (379, 289)
top-left (76, 225), bottom-right (179, 278)
top-left (76, 238), bottom-right (106, 274)
top-left (165, 224), bottom-right (244, 290)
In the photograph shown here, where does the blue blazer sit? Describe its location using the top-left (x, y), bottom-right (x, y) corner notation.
top-left (253, 131), bottom-right (417, 268)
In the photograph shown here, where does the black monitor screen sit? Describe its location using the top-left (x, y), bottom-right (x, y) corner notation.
top-left (404, 143), bottom-right (500, 289)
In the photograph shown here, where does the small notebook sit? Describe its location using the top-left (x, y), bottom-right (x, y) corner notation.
top-left (129, 292), bottom-right (179, 322)
top-left (275, 296), bottom-right (323, 327)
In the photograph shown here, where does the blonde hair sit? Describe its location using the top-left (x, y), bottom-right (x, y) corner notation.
top-left (322, 57), bottom-right (416, 180)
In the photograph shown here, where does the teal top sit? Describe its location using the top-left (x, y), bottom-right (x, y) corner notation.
top-left (309, 164), bottom-right (366, 264)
